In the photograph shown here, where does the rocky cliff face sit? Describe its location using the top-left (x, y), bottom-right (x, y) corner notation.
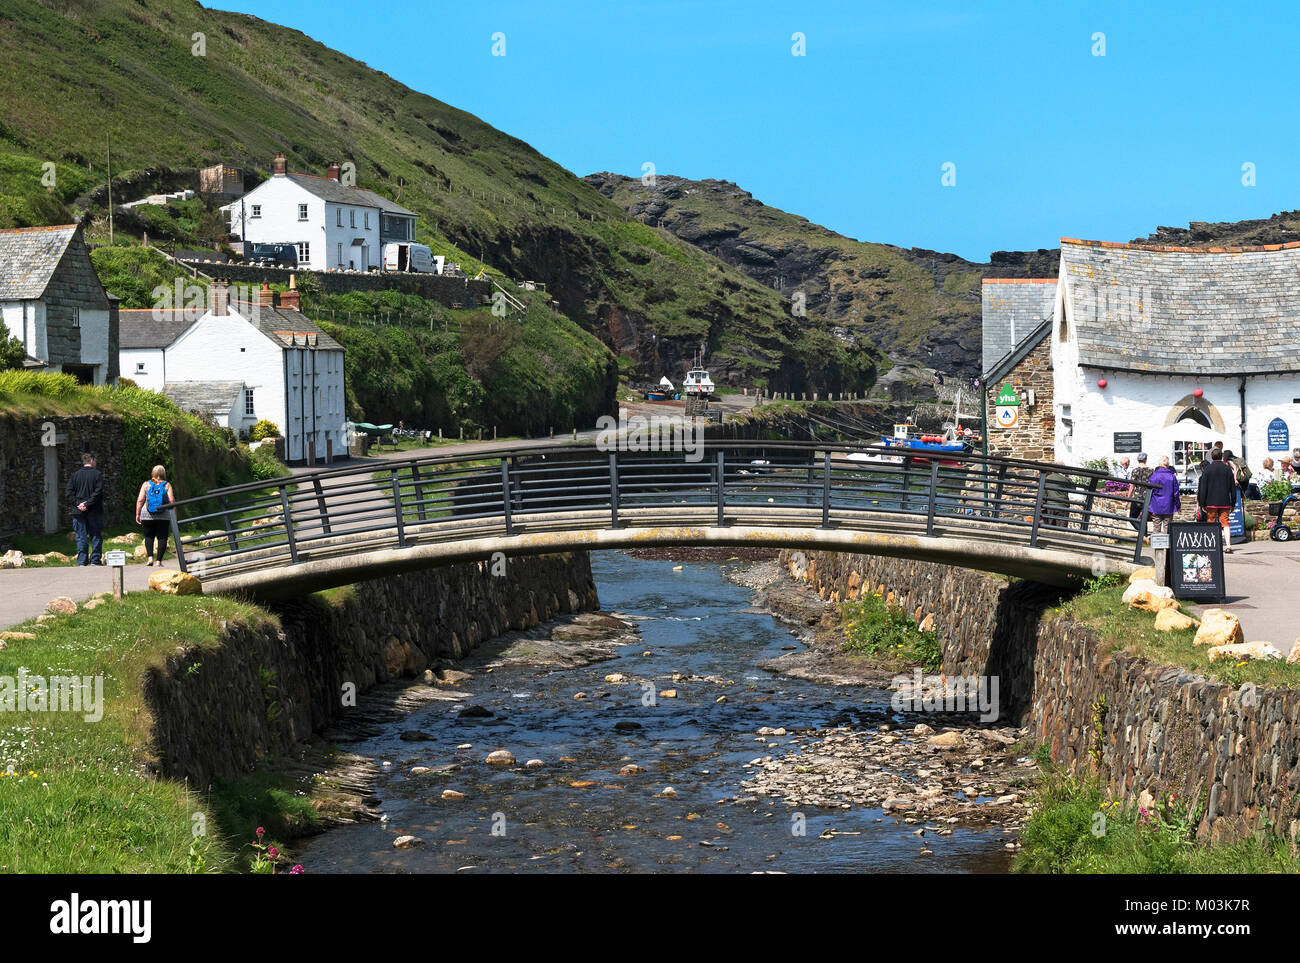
top-left (584, 173), bottom-right (1057, 380)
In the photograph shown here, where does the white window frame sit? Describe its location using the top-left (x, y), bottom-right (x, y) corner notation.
top-left (337, 242), bottom-right (343, 267)
top-left (296, 241), bottom-right (310, 265)
top-left (245, 388), bottom-right (255, 416)
top-left (336, 207), bottom-right (343, 227)
top-left (250, 204), bottom-right (261, 218)
top-left (350, 209), bottom-right (356, 228)
top-left (364, 210), bottom-right (370, 230)
top-left (298, 203), bottom-right (309, 221)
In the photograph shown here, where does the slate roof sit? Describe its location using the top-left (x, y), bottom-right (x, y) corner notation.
top-left (0, 225), bottom-right (78, 301)
top-left (981, 278), bottom-right (1057, 376)
top-left (163, 381), bottom-right (246, 418)
top-left (118, 308), bottom-right (200, 348)
top-left (1060, 237), bottom-right (1300, 375)
top-left (984, 318), bottom-right (1051, 384)
top-left (229, 300), bottom-right (344, 351)
top-left (283, 174), bottom-right (416, 217)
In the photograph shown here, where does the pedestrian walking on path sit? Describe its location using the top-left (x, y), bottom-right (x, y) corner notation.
top-left (1147, 456), bottom-right (1181, 533)
top-left (1198, 449), bottom-right (1238, 553)
top-left (135, 465), bottom-right (176, 565)
top-left (66, 451), bottom-right (104, 566)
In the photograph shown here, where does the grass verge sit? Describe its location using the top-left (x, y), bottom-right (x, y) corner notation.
top-left (0, 592), bottom-right (317, 872)
top-left (839, 591), bottom-right (942, 670)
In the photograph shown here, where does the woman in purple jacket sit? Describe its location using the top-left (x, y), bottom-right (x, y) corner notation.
top-left (1147, 455), bottom-right (1181, 532)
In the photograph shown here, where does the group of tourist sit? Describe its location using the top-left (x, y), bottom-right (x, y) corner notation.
top-left (65, 453), bottom-right (176, 567)
top-left (1110, 441), bottom-right (1300, 553)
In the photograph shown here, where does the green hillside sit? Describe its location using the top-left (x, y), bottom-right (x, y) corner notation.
top-left (0, 0), bottom-right (880, 395)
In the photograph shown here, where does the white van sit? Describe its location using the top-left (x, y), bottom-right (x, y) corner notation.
top-left (383, 242), bottom-right (437, 273)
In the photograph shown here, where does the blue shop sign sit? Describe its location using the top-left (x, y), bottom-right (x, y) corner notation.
top-left (1268, 417), bottom-right (1290, 451)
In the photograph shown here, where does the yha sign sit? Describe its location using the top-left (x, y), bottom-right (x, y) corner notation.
top-left (994, 383), bottom-right (1019, 429)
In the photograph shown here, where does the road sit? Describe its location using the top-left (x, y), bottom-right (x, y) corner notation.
top-left (0, 564), bottom-right (176, 631)
top-left (1188, 540), bottom-right (1300, 657)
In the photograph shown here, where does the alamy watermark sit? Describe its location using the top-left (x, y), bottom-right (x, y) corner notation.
top-left (1, 671), bottom-right (104, 722)
top-left (890, 668), bottom-right (999, 722)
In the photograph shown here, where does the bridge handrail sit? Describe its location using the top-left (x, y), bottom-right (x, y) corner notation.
top-left (168, 441), bottom-right (1156, 583)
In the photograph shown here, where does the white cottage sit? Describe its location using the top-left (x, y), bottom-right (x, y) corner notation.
top-left (1051, 237), bottom-right (1300, 482)
top-left (118, 281), bottom-right (347, 464)
top-left (222, 154), bottom-right (418, 272)
top-left (0, 223), bottom-right (119, 384)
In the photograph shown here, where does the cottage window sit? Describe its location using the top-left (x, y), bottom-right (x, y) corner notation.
top-left (298, 203), bottom-right (309, 221)
top-left (364, 211), bottom-right (370, 230)
top-left (245, 388), bottom-right (255, 416)
top-left (250, 204), bottom-right (261, 218)
top-left (336, 208), bottom-right (343, 227)
top-left (350, 209), bottom-right (356, 228)
top-left (296, 242), bottom-right (310, 265)
top-left (337, 242), bottom-right (343, 267)
top-left (135, 362), bottom-right (146, 374)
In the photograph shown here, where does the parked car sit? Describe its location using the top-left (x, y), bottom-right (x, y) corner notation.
top-left (247, 243), bottom-right (298, 268)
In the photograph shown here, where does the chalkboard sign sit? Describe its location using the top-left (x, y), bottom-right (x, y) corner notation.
top-left (1113, 431), bottom-right (1143, 453)
top-left (1228, 489), bottom-right (1247, 543)
top-left (1268, 417), bottom-right (1290, 451)
top-left (1166, 522), bottom-right (1226, 601)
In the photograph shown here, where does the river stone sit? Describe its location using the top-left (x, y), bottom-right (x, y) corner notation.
top-left (399, 730), bottom-right (435, 742)
top-left (458, 705), bottom-right (494, 718)
top-left (928, 732), bottom-right (964, 750)
top-left (614, 720), bottom-right (643, 731)
top-left (620, 763), bottom-right (646, 774)
top-left (604, 673), bottom-right (627, 683)
top-left (441, 789), bottom-right (465, 800)
top-left (410, 766), bottom-right (432, 775)
top-left (659, 689), bottom-right (678, 698)
top-left (393, 835), bottom-right (423, 848)
top-left (485, 749), bottom-right (515, 765)
top-left (525, 759), bottom-right (544, 768)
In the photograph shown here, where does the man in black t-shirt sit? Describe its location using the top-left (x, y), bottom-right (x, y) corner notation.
top-left (66, 452), bottom-right (105, 566)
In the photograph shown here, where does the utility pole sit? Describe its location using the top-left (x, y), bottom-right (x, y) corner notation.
top-left (106, 132), bottom-right (113, 244)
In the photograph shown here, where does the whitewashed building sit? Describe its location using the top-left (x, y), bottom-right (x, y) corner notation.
top-left (1051, 237), bottom-right (1300, 482)
top-left (982, 237), bottom-right (1300, 481)
top-left (222, 153), bottom-right (418, 272)
top-left (118, 281), bottom-right (347, 463)
top-left (0, 224), bottom-right (118, 384)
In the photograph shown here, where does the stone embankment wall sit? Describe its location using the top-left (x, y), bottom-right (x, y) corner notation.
top-left (781, 549), bottom-right (1300, 845)
top-left (180, 260), bottom-right (492, 308)
top-left (143, 553), bottom-right (599, 787)
top-left (0, 415), bottom-right (127, 534)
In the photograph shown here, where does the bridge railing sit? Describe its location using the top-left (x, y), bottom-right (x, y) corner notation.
top-left (166, 441), bottom-right (1154, 580)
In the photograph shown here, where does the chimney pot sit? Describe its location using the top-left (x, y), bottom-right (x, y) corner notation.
top-left (326, 162), bottom-right (340, 182)
top-left (272, 152), bottom-right (287, 176)
top-left (258, 282), bottom-right (275, 307)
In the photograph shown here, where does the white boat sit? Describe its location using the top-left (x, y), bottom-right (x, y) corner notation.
top-left (683, 369), bottom-right (714, 396)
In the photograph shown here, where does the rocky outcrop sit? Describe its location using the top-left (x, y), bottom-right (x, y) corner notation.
top-left (143, 553), bottom-right (599, 787)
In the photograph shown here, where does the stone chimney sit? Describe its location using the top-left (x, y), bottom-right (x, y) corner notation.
top-left (279, 274), bottom-right (301, 311)
top-left (258, 282), bottom-right (277, 307)
top-left (211, 278), bottom-right (230, 317)
top-left (272, 152), bottom-right (287, 176)
top-left (326, 162), bottom-right (340, 182)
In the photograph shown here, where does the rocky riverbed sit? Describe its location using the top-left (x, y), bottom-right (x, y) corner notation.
top-left (292, 552), bottom-right (1026, 872)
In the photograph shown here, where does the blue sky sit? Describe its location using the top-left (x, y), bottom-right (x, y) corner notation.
top-left (218, 0), bottom-right (1299, 261)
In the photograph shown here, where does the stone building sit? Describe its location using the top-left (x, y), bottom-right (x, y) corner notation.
top-left (0, 224), bottom-right (119, 384)
top-left (981, 279), bottom-right (1056, 462)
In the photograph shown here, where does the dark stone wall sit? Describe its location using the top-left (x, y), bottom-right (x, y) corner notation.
top-left (782, 549), bottom-right (1300, 845)
top-left (0, 415), bottom-right (127, 534)
top-left (181, 260), bottom-right (493, 309)
top-left (142, 553), bottom-right (600, 787)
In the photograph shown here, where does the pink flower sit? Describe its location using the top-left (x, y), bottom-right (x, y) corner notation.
top-left (290, 864), bottom-right (305, 875)
top-left (255, 826), bottom-right (265, 839)
top-left (267, 845), bottom-right (279, 860)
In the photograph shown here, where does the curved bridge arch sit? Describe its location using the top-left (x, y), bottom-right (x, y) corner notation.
top-left (168, 441), bottom-right (1153, 601)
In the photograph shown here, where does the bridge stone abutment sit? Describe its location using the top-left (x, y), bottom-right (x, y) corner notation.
top-left (143, 553), bottom-right (599, 787)
top-left (782, 549), bottom-right (1300, 845)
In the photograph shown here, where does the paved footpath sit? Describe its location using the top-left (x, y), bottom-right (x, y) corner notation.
top-left (0, 564), bottom-right (177, 631)
top-left (1188, 540), bottom-right (1300, 657)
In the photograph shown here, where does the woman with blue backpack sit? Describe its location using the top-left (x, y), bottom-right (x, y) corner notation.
top-left (135, 465), bottom-right (176, 566)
